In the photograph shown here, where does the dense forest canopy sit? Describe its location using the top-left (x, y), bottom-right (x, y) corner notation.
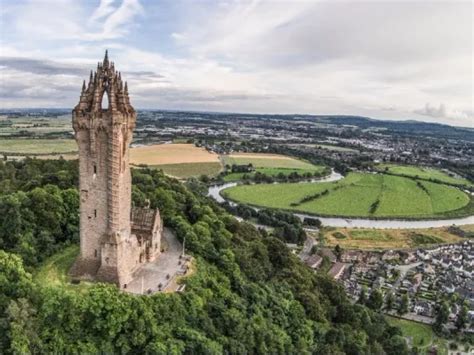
top-left (0, 158), bottom-right (409, 354)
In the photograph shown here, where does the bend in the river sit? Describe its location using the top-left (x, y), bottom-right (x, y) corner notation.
top-left (208, 170), bottom-right (474, 229)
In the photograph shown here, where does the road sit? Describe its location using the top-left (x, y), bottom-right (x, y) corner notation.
top-left (125, 228), bottom-right (184, 294)
top-left (299, 234), bottom-right (317, 261)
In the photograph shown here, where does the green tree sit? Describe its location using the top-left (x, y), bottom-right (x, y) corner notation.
top-left (385, 292), bottom-right (395, 311)
top-left (384, 335), bottom-right (409, 355)
top-left (358, 286), bottom-right (368, 305)
top-left (398, 293), bottom-right (409, 315)
top-left (455, 303), bottom-right (468, 331)
top-left (6, 298), bottom-right (40, 354)
top-left (434, 301), bottom-right (450, 331)
top-left (367, 288), bottom-right (384, 311)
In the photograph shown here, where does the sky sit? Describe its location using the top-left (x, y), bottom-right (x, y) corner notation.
top-left (0, 0), bottom-right (472, 127)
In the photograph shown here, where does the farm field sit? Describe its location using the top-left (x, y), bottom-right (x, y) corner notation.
top-left (222, 153), bottom-right (316, 169)
top-left (376, 164), bottom-right (473, 187)
top-left (320, 226), bottom-right (463, 250)
top-left (222, 153), bottom-right (326, 181)
top-left (130, 143), bottom-right (219, 165)
top-left (222, 172), bottom-right (471, 219)
top-left (130, 143), bottom-right (223, 178)
top-left (0, 138), bottom-right (77, 154)
top-left (152, 162), bottom-right (222, 179)
top-left (0, 115), bottom-right (72, 136)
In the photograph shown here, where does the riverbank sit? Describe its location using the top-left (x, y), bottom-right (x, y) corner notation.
top-left (209, 176), bottom-right (474, 229)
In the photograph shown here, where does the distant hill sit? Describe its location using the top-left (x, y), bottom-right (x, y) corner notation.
top-left (310, 115), bottom-right (474, 141)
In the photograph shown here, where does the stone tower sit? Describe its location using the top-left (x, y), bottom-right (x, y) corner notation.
top-left (70, 51), bottom-right (162, 287)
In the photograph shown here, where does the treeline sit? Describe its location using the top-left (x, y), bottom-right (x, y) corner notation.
top-left (0, 158), bottom-right (79, 267)
top-left (369, 199), bottom-right (380, 214)
top-left (221, 203), bottom-right (306, 244)
top-left (416, 181), bottom-right (429, 194)
top-left (291, 189), bottom-right (329, 207)
top-left (1, 160), bottom-right (410, 354)
top-left (379, 169), bottom-right (473, 192)
top-left (221, 167), bottom-right (331, 184)
top-left (228, 163), bottom-right (254, 173)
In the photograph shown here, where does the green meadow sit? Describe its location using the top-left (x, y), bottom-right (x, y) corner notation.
top-left (222, 153), bottom-right (327, 181)
top-left (222, 172), bottom-right (471, 219)
top-left (376, 164), bottom-right (473, 187)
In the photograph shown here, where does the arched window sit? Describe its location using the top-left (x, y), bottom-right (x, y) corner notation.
top-left (101, 91), bottom-right (110, 110)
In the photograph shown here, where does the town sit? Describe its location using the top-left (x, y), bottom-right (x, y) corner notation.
top-left (302, 239), bottom-right (474, 335)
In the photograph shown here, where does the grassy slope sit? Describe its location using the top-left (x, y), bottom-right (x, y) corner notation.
top-left (376, 164), bottom-right (473, 187)
top-left (222, 172), bottom-right (471, 219)
top-left (34, 245), bottom-right (93, 292)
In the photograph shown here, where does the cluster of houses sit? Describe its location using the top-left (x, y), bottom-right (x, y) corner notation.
top-left (303, 241), bottom-right (474, 329)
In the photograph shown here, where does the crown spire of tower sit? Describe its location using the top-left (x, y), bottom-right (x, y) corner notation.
top-left (103, 49), bottom-right (109, 67)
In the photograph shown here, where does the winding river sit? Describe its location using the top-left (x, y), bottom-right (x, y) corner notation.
top-left (207, 170), bottom-right (474, 229)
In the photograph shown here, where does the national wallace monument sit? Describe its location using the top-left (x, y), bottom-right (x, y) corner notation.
top-left (70, 51), bottom-right (163, 289)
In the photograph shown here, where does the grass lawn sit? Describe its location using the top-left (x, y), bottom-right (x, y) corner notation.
top-left (376, 164), bottom-right (473, 187)
top-left (0, 138), bottom-right (77, 154)
top-left (385, 316), bottom-right (449, 354)
top-left (34, 245), bottom-right (93, 293)
top-left (151, 162), bottom-right (222, 179)
top-left (321, 226), bottom-right (462, 250)
top-left (222, 172), bottom-right (471, 219)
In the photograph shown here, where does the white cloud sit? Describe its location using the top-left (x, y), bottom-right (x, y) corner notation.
top-left (90, 0), bottom-right (117, 23)
top-left (0, 0), bottom-right (472, 127)
top-left (98, 0), bottom-right (143, 40)
top-left (9, 0), bottom-right (143, 42)
top-left (414, 103), bottom-right (473, 122)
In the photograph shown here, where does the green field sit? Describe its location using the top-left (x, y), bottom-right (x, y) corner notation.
top-left (376, 164), bottom-right (473, 187)
top-left (0, 115), bottom-right (72, 136)
top-left (385, 316), bottom-right (449, 354)
top-left (222, 154), bottom-right (317, 169)
top-left (222, 172), bottom-right (471, 219)
top-left (0, 138), bottom-right (77, 155)
top-left (151, 162), bottom-right (222, 178)
top-left (222, 154), bottom-right (327, 181)
top-left (223, 166), bottom-right (327, 182)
